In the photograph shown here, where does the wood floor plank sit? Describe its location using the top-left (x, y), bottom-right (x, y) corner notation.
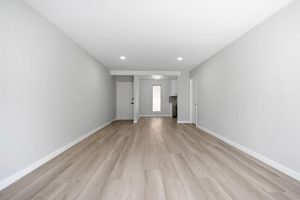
top-left (144, 169), bottom-right (167, 200)
top-left (1, 117), bottom-right (299, 200)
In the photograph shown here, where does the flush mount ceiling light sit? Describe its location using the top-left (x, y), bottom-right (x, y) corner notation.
top-left (152, 75), bottom-right (163, 79)
top-left (120, 56), bottom-right (126, 60)
top-left (177, 57), bottom-right (183, 61)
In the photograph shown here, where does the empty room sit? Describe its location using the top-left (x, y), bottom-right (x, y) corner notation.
top-left (1, 0), bottom-right (300, 199)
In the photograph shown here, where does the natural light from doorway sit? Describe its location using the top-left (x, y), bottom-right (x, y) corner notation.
top-left (152, 85), bottom-right (161, 112)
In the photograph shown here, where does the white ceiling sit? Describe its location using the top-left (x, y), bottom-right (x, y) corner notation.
top-left (25, 0), bottom-right (292, 71)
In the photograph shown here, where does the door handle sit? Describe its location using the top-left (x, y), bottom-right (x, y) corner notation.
top-left (131, 102), bottom-right (134, 104)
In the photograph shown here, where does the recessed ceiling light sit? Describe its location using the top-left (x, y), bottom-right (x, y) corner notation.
top-left (177, 57), bottom-right (183, 61)
top-left (120, 56), bottom-right (126, 60)
top-left (152, 75), bottom-right (163, 79)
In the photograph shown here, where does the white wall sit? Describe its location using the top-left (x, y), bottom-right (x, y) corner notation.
top-left (139, 79), bottom-right (172, 116)
top-left (191, 1), bottom-right (300, 178)
top-left (0, 0), bottom-right (116, 186)
top-left (178, 70), bottom-right (190, 122)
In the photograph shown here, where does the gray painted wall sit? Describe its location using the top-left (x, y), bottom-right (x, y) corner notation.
top-left (116, 76), bottom-right (133, 83)
top-left (191, 1), bottom-right (300, 175)
top-left (178, 70), bottom-right (190, 122)
top-left (0, 0), bottom-right (116, 182)
top-left (139, 79), bottom-right (172, 116)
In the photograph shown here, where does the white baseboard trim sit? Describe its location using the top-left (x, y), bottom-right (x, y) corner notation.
top-left (196, 125), bottom-right (300, 182)
top-left (177, 121), bottom-right (191, 123)
top-left (139, 115), bottom-right (172, 117)
top-left (114, 118), bottom-right (133, 120)
top-left (0, 120), bottom-right (113, 191)
top-left (133, 116), bottom-right (140, 124)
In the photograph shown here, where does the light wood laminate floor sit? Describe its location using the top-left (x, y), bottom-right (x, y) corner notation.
top-left (1, 117), bottom-right (300, 200)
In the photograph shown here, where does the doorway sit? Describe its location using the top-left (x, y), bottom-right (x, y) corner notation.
top-left (191, 76), bottom-right (197, 125)
top-left (116, 82), bottom-right (134, 120)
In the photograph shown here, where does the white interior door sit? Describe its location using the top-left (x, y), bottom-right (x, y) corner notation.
top-left (191, 76), bottom-right (197, 125)
top-left (116, 82), bottom-right (134, 119)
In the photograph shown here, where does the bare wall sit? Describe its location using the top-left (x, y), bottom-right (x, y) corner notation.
top-left (191, 1), bottom-right (300, 176)
top-left (139, 79), bottom-right (172, 116)
top-left (178, 70), bottom-right (190, 122)
top-left (0, 0), bottom-right (116, 183)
